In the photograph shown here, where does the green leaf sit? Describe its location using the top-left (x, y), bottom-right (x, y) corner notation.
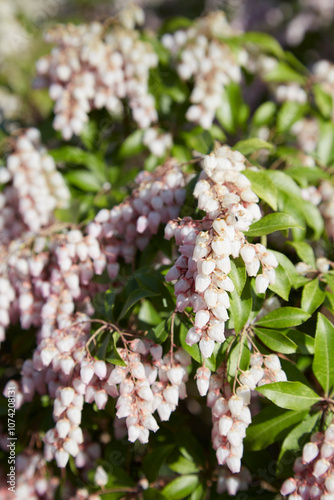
top-left (301, 279), bottom-right (325, 314)
top-left (147, 321), bottom-right (169, 344)
top-left (252, 101), bottom-right (277, 126)
top-left (253, 327), bottom-right (298, 354)
top-left (242, 170), bottom-right (278, 211)
top-left (263, 61), bottom-right (306, 84)
top-left (286, 329), bottom-right (315, 355)
top-left (244, 405), bottom-right (308, 451)
top-left (256, 381), bottom-right (321, 410)
top-left (313, 313), bottom-right (334, 396)
top-left (171, 144), bottom-right (192, 162)
top-left (325, 272), bottom-right (334, 293)
top-left (182, 128), bottom-right (213, 155)
top-left (105, 332), bottom-right (127, 367)
top-left (143, 489), bottom-right (166, 500)
top-left (227, 336), bottom-right (250, 378)
top-left (97, 331), bottom-right (112, 360)
top-left (317, 122), bottom-right (334, 165)
top-left (271, 250), bottom-right (309, 289)
top-left (240, 32), bottom-right (284, 58)
top-left (118, 289), bottom-right (159, 320)
top-left (266, 170), bottom-right (301, 198)
top-left (138, 300), bottom-right (161, 326)
top-left (268, 264), bottom-right (291, 301)
top-left (160, 16), bottom-right (193, 33)
top-left (229, 281), bottom-right (252, 333)
top-left (66, 170), bottom-right (102, 192)
top-left (313, 84), bottom-right (333, 119)
top-left (161, 475), bottom-right (199, 500)
top-left (143, 444), bottom-right (175, 482)
top-left (302, 199), bottom-right (324, 240)
top-left (286, 166), bottom-right (330, 185)
top-left (216, 83), bottom-right (247, 134)
top-left (278, 412), bottom-right (320, 464)
top-left (280, 358), bottom-right (310, 386)
top-left (168, 455), bottom-right (200, 474)
top-left (190, 484), bottom-right (205, 500)
top-left (245, 213), bottom-right (301, 237)
top-left (118, 130), bottom-right (145, 158)
top-left (228, 256), bottom-right (246, 295)
top-left (233, 138), bottom-right (275, 155)
top-left (256, 307), bottom-right (311, 328)
top-left (287, 242), bottom-right (316, 268)
top-left (277, 102), bottom-right (308, 133)
top-left (50, 146), bottom-right (106, 179)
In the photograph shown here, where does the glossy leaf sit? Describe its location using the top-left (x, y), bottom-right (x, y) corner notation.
top-left (301, 279), bottom-right (325, 314)
top-left (286, 329), bottom-right (315, 355)
top-left (227, 336), bottom-right (250, 377)
top-left (252, 101), bottom-right (277, 126)
top-left (233, 138), bottom-right (275, 155)
top-left (242, 170), bottom-right (278, 211)
top-left (118, 130), bottom-right (145, 158)
top-left (264, 61), bottom-right (306, 84)
top-left (229, 281), bottom-right (252, 333)
top-left (313, 313), bottom-right (334, 396)
top-left (256, 307), bottom-right (311, 328)
top-left (228, 256), bottom-right (246, 295)
top-left (245, 213), bottom-right (301, 237)
top-left (317, 122), bottom-right (334, 165)
top-left (143, 445), bottom-right (175, 482)
top-left (161, 475), bottom-right (199, 500)
top-left (287, 241), bottom-right (316, 268)
top-left (253, 327), bottom-right (298, 354)
top-left (268, 264), bottom-right (291, 301)
top-left (118, 289), bottom-right (159, 320)
top-left (278, 412), bottom-right (320, 465)
top-left (245, 405), bottom-right (308, 451)
top-left (257, 381), bottom-right (321, 410)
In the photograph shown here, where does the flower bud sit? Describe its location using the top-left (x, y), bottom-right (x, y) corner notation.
top-left (94, 360), bottom-right (107, 379)
top-left (56, 418), bottom-right (71, 439)
top-left (280, 478), bottom-right (296, 496)
top-left (302, 442), bottom-right (319, 463)
top-left (95, 466), bottom-right (108, 487)
top-left (219, 415), bottom-right (233, 436)
top-left (228, 395), bottom-right (244, 417)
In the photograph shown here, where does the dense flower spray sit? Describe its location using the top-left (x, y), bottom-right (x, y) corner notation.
top-left (165, 145), bottom-right (278, 358)
top-left (35, 6), bottom-right (158, 139)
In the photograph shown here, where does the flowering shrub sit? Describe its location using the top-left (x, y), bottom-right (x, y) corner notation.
top-left (1, 4), bottom-right (334, 500)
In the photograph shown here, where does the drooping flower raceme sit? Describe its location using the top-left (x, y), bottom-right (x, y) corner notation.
top-left (207, 352), bottom-right (286, 474)
top-left (88, 160), bottom-right (187, 279)
top-left (162, 12), bottom-right (242, 129)
top-left (281, 422), bottom-right (334, 499)
top-left (36, 7), bottom-right (158, 139)
top-left (165, 145), bottom-right (278, 358)
top-left (0, 128), bottom-right (70, 246)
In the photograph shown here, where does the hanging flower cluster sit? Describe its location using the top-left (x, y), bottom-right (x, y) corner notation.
top-left (205, 352), bottom-right (286, 474)
top-left (0, 128), bottom-right (70, 246)
top-left (165, 145), bottom-right (278, 358)
top-left (162, 12), bottom-right (242, 129)
top-left (5, 325), bottom-right (190, 468)
top-left (281, 422), bottom-right (334, 499)
top-left (35, 6), bottom-right (158, 139)
top-left (216, 465), bottom-right (252, 496)
top-left (0, 451), bottom-right (60, 500)
top-left (88, 160), bottom-right (186, 278)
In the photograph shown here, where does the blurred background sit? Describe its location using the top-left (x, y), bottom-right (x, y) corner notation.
top-left (1, 0), bottom-right (334, 126)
